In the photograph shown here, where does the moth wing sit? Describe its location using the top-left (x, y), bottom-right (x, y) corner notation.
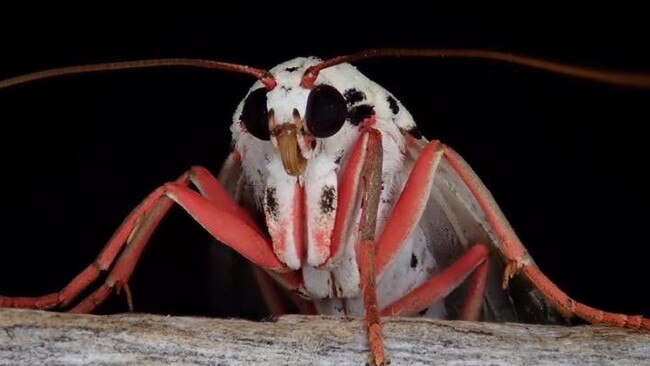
top-left (414, 141), bottom-right (566, 323)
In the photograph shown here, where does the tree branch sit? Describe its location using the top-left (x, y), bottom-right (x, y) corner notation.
top-left (1, 308), bottom-right (648, 365)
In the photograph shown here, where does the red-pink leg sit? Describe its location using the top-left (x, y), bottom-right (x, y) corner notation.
top-left (350, 129), bottom-right (388, 366)
top-left (442, 145), bottom-right (650, 330)
top-left (1, 164), bottom-right (293, 313)
top-left (71, 173), bottom-right (299, 313)
top-left (357, 239), bottom-right (386, 366)
top-left (460, 255), bottom-right (489, 321)
top-left (70, 177), bottom-right (191, 312)
top-left (380, 244), bottom-right (489, 319)
top-left (366, 138), bottom-right (490, 321)
top-left (328, 131), bottom-right (378, 265)
top-left (375, 140), bottom-right (444, 278)
top-left (0, 173), bottom-right (190, 310)
top-left (324, 129), bottom-right (387, 364)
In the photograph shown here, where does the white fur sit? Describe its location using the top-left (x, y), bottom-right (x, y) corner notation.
top-left (230, 58), bottom-right (443, 317)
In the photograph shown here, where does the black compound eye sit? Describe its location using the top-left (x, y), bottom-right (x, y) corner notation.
top-left (305, 84), bottom-right (347, 138)
top-left (240, 88), bottom-right (270, 141)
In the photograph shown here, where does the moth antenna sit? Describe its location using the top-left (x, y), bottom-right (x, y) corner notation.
top-left (301, 48), bottom-right (650, 89)
top-left (0, 58), bottom-right (277, 90)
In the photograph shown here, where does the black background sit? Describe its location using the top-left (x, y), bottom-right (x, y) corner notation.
top-left (0, 7), bottom-right (648, 320)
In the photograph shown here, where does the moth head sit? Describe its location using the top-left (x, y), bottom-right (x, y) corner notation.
top-left (233, 57), bottom-right (373, 178)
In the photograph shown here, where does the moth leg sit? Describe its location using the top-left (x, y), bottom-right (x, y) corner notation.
top-left (380, 244), bottom-right (489, 320)
top-left (342, 129), bottom-right (388, 366)
top-left (1, 166), bottom-right (296, 313)
top-left (343, 136), bottom-right (446, 364)
top-left (1, 171), bottom-right (196, 311)
top-left (368, 138), bottom-right (490, 320)
top-left (460, 248), bottom-right (490, 321)
top-left (374, 140), bottom-right (444, 278)
top-left (218, 151), bottom-right (312, 317)
top-left (442, 145), bottom-right (650, 330)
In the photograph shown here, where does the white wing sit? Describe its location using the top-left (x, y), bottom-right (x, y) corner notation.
top-left (423, 148), bottom-right (564, 323)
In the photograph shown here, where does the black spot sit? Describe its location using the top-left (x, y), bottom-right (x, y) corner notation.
top-left (334, 154), bottom-right (343, 164)
top-left (280, 85), bottom-right (293, 93)
top-left (410, 253), bottom-right (419, 268)
top-left (320, 186), bottom-right (336, 214)
top-left (387, 95), bottom-right (399, 114)
top-left (285, 66), bottom-right (299, 72)
top-left (265, 188), bottom-right (278, 219)
top-left (418, 307), bottom-right (429, 316)
top-left (344, 88), bottom-right (366, 106)
top-left (348, 105), bottom-right (375, 126)
top-left (407, 126), bottom-right (423, 139)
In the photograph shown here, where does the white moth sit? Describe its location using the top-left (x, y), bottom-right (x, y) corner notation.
top-left (225, 57), bottom-right (538, 321)
top-left (2, 49), bottom-right (648, 366)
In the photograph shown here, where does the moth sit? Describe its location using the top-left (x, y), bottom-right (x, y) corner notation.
top-left (1, 49), bottom-right (648, 365)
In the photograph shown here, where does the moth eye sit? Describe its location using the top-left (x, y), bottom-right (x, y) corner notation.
top-left (305, 84), bottom-right (347, 138)
top-left (240, 88), bottom-right (270, 141)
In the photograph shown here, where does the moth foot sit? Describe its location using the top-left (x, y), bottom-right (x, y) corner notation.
top-left (502, 260), bottom-right (522, 289)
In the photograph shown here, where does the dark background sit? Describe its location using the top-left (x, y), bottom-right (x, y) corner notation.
top-left (0, 7), bottom-right (648, 320)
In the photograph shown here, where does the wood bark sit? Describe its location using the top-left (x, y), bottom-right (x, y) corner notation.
top-left (1, 308), bottom-right (648, 365)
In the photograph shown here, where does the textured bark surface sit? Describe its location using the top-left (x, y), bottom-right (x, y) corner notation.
top-left (1, 308), bottom-right (648, 365)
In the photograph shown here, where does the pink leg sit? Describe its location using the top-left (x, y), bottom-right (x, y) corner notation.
top-left (441, 145), bottom-right (650, 330)
top-left (324, 129), bottom-right (388, 364)
top-left (328, 129), bottom-right (381, 265)
top-left (381, 244), bottom-right (489, 319)
top-left (1, 172), bottom-right (192, 311)
top-left (342, 130), bottom-right (454, 365)
top-left (1, 164), bottom-right (294, 312)
top-left (460, 254), bottom-right (489, 321)
top-left (375, 140), bottom-right (444, 278)
top-left (346, 129), bottom-right (388, 366)
top-left (369, 139), bottom-right (489, 321)
top-left (357, 239), bottom-right (386, 366)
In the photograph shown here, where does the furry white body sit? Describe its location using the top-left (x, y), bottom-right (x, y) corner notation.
top-left (227, 57), bottom-right (447, 317)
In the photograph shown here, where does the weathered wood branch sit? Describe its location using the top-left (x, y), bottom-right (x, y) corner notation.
top-left (0, 308), bottom-right (648, 365)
